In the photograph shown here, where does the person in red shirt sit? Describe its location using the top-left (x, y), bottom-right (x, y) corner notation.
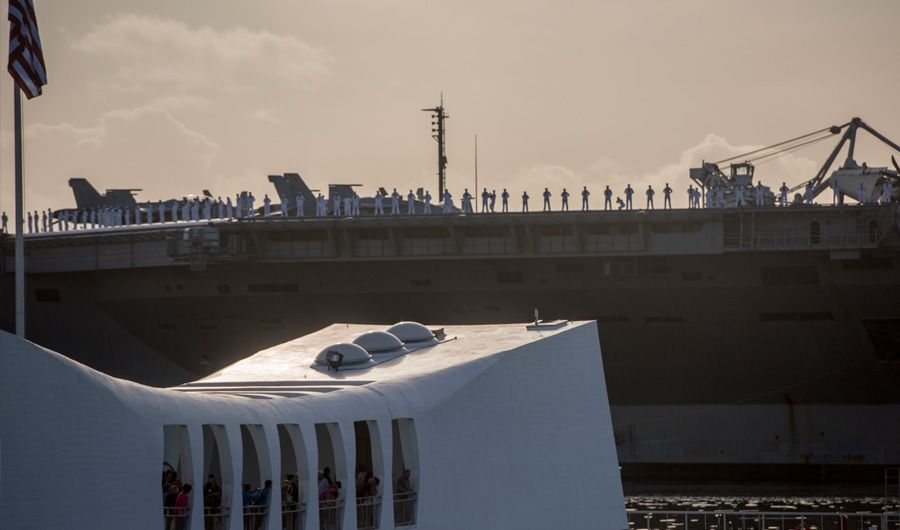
top-left (173, 483), bottom-right (192, 530)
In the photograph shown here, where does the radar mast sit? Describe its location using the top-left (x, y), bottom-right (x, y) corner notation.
top-left (422, 94), bottom-right (449, 198)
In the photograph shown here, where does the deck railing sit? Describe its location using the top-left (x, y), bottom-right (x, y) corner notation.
top-left (282, 501), bottom-right (305, 530)
top-left (319, 498), bottom-right (344, 530)
top-left (356, 495), bottom-right (381, 530)
top-left (627, 509), bottom-right (900, 530)
top-left (392, 491), bottom-right (417, 527)
top-left (203, 506), bottom-right (229, 530)
top-left (162, 507), bottom-right (189, 530)
top-left (243, 504), bottom-right (267, 530)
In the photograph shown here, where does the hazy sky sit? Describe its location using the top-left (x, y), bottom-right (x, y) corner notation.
top-left (0, 0), bottom-right (898, 212)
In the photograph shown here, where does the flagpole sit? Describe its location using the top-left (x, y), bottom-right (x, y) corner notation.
top-left (13, 83), bottom-right (24, 336)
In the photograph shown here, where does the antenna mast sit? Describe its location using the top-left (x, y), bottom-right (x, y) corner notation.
top-left (422, 94), bottom-right (449, 198)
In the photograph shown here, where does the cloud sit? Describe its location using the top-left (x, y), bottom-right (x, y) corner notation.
top-left (25, 107), bottom-right (219, 208)
top-left (509, 134), bottom-right (819, 208)
top-left (249, 108), bottom-right (279, 124)
top-left (70, 14), bottom-right (334, 95)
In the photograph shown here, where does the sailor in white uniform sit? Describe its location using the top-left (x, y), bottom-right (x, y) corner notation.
top-left (224, 198), bottom-right (233, 219)
top-left (279, 196), bottom-right (287, 217)
top-left (333, 194), bottom-right (341, 216)
top-left (779, 182), bottom-right (789, 206)
top-left (735, 185), bottom-right (746, 207)
top-left (832, 179), bottom-right (840, 205)
top-left (442, 190), bottom-right (452, 213)
top-left (391, 189), bottom-right (401, 215)
top-left (248, 193), bottom-right (256, 216)
top-left (716, 184), bottom-right (725, 208)
top-left (1, 211), bottom-right (7, 234)
top-left (374, 191), bottom-right (384, 215)
top-left (296, 193), bottom-right (305, 217)
top-left (858, 181), bottom-right (865, 205)
top-left (462, 189), bottom-right (473, 213)
top-left (135, 206), bottom-right (142, 225)
top-left (522, 190), bottom-right (529, 212)
top-left (424, 190), bottom-right (432, 214)
top-left (216, 197), bottom-right (224, 219)
top-left (204, 199), bottom-right (212, 219)
top-left (501, 189), bottom-right (509, 212)
top-left (343, 195), bottom-right (352, 217)
top-left (263, 195), bottom-right (272, 217)
top-left (407, 191), bottom-right (416, 215)
top-left (804, 182), bottom-right (814, 204)
top-left (124, 207), bottom-right (131, 226)
top-left (882, 179), bottom-right (892, 204)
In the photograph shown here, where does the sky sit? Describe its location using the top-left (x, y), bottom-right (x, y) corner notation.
top-left (0, 0), bottom-right (898, 214)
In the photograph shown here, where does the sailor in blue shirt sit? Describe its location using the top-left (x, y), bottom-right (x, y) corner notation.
top-left (542, 188), bottom-right (551, 212)
top-left (624, 185), bottom-right (634, 210)
top-left (604, 185), bottom-right (612, 210)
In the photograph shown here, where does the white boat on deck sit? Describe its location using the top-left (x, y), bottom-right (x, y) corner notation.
top-left (0, 320), bottom-right (626, 530)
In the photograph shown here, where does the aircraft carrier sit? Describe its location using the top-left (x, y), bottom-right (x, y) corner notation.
top-left (2, 116), bottom-right (899, 485)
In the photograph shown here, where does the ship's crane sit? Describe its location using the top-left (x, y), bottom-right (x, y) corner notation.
top-left (691, 117), bottom-right (900, 206)
top-left (791, 117), bottom-right (900, 204)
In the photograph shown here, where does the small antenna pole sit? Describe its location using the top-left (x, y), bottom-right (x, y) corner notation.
top-left (474, 134), bottom-right (478, 210)
top-left (422, 94), bottom-right (449, 198)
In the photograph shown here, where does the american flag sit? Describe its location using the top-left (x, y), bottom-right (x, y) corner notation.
top-left (8, 0), bottom-right (46, 99)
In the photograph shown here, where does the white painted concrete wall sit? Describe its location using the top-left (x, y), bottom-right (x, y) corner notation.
top-left (0, 322), bottom-right (626, 530)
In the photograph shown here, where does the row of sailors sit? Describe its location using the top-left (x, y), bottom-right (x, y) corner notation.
top-left (4, 179), bottom-right (896, 235)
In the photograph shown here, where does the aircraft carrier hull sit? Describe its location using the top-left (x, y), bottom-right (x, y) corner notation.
top-left (3, 206), bottom-right (899, 483)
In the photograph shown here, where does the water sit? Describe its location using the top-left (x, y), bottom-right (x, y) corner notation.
top-left (626, 494), bottom-right (898, 514)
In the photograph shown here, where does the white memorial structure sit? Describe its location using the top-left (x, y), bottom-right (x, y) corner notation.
top-left (0, 320), bottom-right (626, 530)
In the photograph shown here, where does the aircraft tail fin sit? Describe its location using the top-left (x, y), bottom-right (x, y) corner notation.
top-left (68, 178), bottom-right (103, 209)
top-left (283, 173), bottom-right (317, 205)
